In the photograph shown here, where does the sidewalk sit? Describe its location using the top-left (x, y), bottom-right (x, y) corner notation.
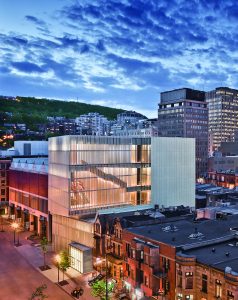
top-left (3, 223), bottom-right (97, 300)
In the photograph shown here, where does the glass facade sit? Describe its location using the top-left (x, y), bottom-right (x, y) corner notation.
top-left (206, 87), bottom-right (238, 152)
top-left (49, 136), bottom-right (151, 215)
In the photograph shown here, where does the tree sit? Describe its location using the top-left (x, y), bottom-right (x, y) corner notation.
top-left (59, 250), bottom-right (70, 281)
top-left (40, 237), bottom-right (48, 270)
top-left (91, 280), bottom-right (114, 300)
top-left (29, 284), bottom-right (48, 300)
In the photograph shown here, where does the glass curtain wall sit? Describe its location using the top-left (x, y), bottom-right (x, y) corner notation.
top-left (49, 136), bottom-right (151, 214)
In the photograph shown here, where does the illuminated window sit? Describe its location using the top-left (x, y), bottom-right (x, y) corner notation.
top-left (185, 272), bottom-right (193, 289)
top-left (215, 280), bottom-right (222, 298)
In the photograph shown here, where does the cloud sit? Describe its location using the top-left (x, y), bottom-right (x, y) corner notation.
top-left (1, 0), bottom-right (238, 114)
top-left (11, 62), bottom-right (45, 73)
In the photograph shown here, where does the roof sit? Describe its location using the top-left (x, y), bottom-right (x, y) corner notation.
top-left (125, 215), bottom-right (238, 248)
top-left (10, 157), bottom-right (48, 174)
top-left (179, 238), bottom-right (238, 273)
top-left (69, 242), bottom-right (91, 251)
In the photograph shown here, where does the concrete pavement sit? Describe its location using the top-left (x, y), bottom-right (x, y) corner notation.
top-left (0, 223), bottom-right (98, 300)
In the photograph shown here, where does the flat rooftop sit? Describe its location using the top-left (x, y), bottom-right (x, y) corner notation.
top-left (180, 238), bottom-right (238, 273)
top-left (126, 215), bottom-right (238, 248)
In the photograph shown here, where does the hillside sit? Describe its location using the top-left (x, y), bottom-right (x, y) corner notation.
top-left (0, 96), bottom-right (124, 126)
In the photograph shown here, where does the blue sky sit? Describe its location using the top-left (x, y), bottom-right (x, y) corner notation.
top-left (0, 0), bottom-right (238, 117)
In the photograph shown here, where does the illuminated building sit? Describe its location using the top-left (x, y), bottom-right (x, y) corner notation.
top-left (122, 215), bottom-right (238, 300)
top-left (206, 87), bottom-right (238, 153)
top-left (0, 160), bottom-right (11, 206)
top-left (157, 88), bottom-right (208, 178)
top-left (8, 158), bottom-right (48, 237)
top-left (49, 136), bottom-right (151, 217)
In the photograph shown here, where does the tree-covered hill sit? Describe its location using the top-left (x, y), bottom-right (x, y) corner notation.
top-left (0, 96), bottom-right (124, 125)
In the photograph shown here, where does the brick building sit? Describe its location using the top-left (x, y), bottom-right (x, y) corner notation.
top-left (176, 237), bottom-right (238, 300)
top-left (8, 157), bottom-right (49, 237)
top-left (121, 215), bottom-right (238, 300)
top-left (93, 208), bottom-right (165, 288)
top-left (0, 159), bottom-right (11, 204)
top-left (207, 171), bottom-right (237, 189)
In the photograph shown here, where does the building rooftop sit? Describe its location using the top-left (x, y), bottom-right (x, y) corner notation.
top-left (10, 157), bottom-right (48, 174)
top-left (179, 238), bottom-right (238, 273)
top-left (126, 215), bottom-right (238, 248)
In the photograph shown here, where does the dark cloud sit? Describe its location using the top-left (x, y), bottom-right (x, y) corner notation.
top-left (11, 62), bottom-right (45, 73)
top-left (25, 15), bottom-right (46, 27)
top-left (25, 15), bottom-right (49, 34)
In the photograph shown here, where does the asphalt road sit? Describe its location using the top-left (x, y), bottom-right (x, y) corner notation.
top-left (0, 230), bottom-right (72, 300)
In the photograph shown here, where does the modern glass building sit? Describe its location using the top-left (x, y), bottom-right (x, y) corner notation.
top-left (49, 135), bottom-right (195, 255)
top-left (49, 136), bottom-right (151, 216)
top-left (206, 87), bottom-right (238, 153)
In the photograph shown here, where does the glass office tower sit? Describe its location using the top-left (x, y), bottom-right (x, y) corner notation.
top-left (158, 88), bottom-right (208, 178)
top-left (206, 87), bottom-right (238, 153)
top-left (49, 136), bottom-right (151, 216)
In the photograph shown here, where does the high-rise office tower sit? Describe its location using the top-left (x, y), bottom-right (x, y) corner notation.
top-left (157, 88), bottom-right (208, 178)
top-left (206, 87), bottom-right (238, 153)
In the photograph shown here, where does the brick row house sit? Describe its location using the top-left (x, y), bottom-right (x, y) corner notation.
top-left (94, 212), bottom-right (238, 300)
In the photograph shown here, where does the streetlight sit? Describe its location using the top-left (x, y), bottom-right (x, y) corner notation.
top-left (55, 254), bottom-right (61, 284)
top-left (11, 222), bottom-right (19, 245)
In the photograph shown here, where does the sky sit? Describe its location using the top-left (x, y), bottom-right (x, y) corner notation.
top-left (0, 0), bottom-right (238, 117)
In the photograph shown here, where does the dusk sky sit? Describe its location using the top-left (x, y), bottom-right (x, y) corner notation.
top-left (0, 0), bottom-right (238, 117)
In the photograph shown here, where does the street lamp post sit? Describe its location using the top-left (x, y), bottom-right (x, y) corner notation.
top-left (105, 245), bottom-right (113, 300)
top-left (11, 222), bottom-right (19, 245)
top-left (55, 254), bottom-right (61, 284)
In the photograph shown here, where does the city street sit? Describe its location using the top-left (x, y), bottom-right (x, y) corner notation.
top-left (0, 219), bottom-right (99, 300)
top-left (0, 227), bottom-right (73, 300)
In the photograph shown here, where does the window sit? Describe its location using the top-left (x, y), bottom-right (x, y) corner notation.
top-left (177, 270), bottom-right (182, 288)
top-left (1, 189), bottom-right (5, 196)
top-left (165, 280), bottom-right (170, 292)
top-left (95, 223), bottom-right (100, 234)
top-left (118, 245), bottom-right (121, 257)
top-left (202, 274), bottom-right (207, 293)
top-left (227, 290), bottom-right (234, 300)
top-left (162, 257), bottom-right (170, 271)
top-left (185, 272), bottom-right (193, 289)
top-left (140, 250), bottom-right (144, 261)
top-left (144, 254), bottom-right (149, 265)
top-left (144, 275), bottom-right (149, 287)
top-left (215, 280), bottom-right (222, 298)
top-left (126, 243), bottom-right (131, 257)
top-left (126, 263), bottom-right (130, 276)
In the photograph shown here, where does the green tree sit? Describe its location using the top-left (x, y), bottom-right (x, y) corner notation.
top-left (59, 250), bottom-right (70, 281)
top-left (91, 280), bottom-right (114, 300)
top-left (29, 284), bottom-right (48, 300)
top-left (40, 237), bottom-right (48, 270)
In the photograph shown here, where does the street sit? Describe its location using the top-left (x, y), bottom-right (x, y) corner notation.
top-left (0, 227), bottom-right (72, 300)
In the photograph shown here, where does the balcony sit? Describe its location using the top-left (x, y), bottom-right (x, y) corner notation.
top-left (107, 253), bottom-right (122, 265)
